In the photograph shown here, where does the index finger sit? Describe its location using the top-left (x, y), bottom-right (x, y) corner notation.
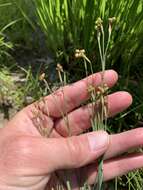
top-left (30, 70), bottom-right (118, 117)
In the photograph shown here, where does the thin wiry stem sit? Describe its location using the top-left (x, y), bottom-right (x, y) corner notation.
top-left (97, 32), bottom-right (103, 67)
top-left (104, 31), bottom-right (111, 65)
top-left (83, 57), bottom-right (88, 76)
top-left (101, 26), bottom-right (105, 66)
top-left (93, 17), bottom-right (115, 190)
top-left (83, 54), bottom-right (94, 75)
top-left (42, 78), bottom-right (70, 136)
top-left (57, 69), bottom-right (71, 136)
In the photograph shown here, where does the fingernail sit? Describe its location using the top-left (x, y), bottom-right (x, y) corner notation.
top-left (88, 131), bottom-right (109, 152)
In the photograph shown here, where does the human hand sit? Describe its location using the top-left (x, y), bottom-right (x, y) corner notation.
top-left (0, 70), bottom-right (143, 190)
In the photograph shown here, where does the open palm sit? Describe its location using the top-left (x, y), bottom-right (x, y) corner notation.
top-left (0, 70), bottom-right (143, 190)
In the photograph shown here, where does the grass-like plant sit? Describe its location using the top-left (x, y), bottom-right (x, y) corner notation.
top-left (32, 17), bottom-right (115, 190)
top-left (74, 17), bottom-right (115, 190)
top-left (0, 0), bottom-right (35, 47)
top-left (0, 23), bottom-right (13, 59)
top-left (0, 67), bottom-right (23, 116)
top-left (33, 0), bottom-right (143, 70)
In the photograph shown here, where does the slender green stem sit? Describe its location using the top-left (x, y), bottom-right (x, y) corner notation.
top-left (58, 70), bottom-right (71, 136)
top-left (83, 58), bottom-right (88, 76)
top-left (115, 177), bottom-right (118, 190)
top-left (101, 26), bottom-right (105, 65)
top-left (104, 33), bottom-right (111, 61)
top-left (94, 157), bottom-right (104, 190)
top-left (94, 18), bottom-right (113, 190)
top-left (97, 33), bottom-right (103, 67)
top-left (83, 54), bottom-right (94, 74)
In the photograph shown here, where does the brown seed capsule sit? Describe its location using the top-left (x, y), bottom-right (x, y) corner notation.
top-left (75, 49), bottom-right (86, 59)
top-left (108, 17), bottom-right (116, 33)
top-left (75, 53), bottom-right (80, 58)
top-left (75, 49), bottom-right (80, 53)
top-left (81, 49), bottom-right (85, 54)
top-left (56, 63), bottom-right (63, 72)
top-left (39, 73), bottom-right (45, 81)
top-left (96, 17), bottom-right (103, 26)
top-left (108, 17), bottom-right (116, 24)
top-left (97, 86), bottom-right (104, 94)
top-left (87, 85), bottom-right (95, 93)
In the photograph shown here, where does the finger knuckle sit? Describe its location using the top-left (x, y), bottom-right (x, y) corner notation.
top-left (66, 136), bottom-right (84, 167)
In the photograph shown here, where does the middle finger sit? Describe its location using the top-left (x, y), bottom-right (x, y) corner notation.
top-left (55, 91), bottom-right (132, 136)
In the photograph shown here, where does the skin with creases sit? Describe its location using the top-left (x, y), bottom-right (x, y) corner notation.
top-left (0, 70), bottom-right (143, 190)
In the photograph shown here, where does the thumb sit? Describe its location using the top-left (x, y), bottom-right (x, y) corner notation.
top-left (10, 131), bottom-right (109, 175)
top-left (23, 131), bottom-right (109, 174)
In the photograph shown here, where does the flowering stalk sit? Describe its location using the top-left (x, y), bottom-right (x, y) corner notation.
top-left (75, 49), bottom-right (93, 76)
top-left (93, 17), bottom-right (116, 190)
top-left (56, 63), bottom-right (71, 136)
top-left (74, 17), bottom-right (115, 190)
top-left (34, 16), bottom-right (115, 190)
top-left (34, 66), bottom-right (70, 138)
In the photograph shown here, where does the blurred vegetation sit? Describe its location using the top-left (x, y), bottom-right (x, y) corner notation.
top-left (33, 0), bottom-right (143, 74)
top-left (0, 67), bottom-right (22, 110)
top-left (0, 0), bottom-right (34, 46)
top-left (0, 0), bottom-right (143, 189)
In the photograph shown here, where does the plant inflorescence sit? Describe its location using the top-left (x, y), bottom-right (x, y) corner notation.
top-left (31, 17), bottom-right (116, 190)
